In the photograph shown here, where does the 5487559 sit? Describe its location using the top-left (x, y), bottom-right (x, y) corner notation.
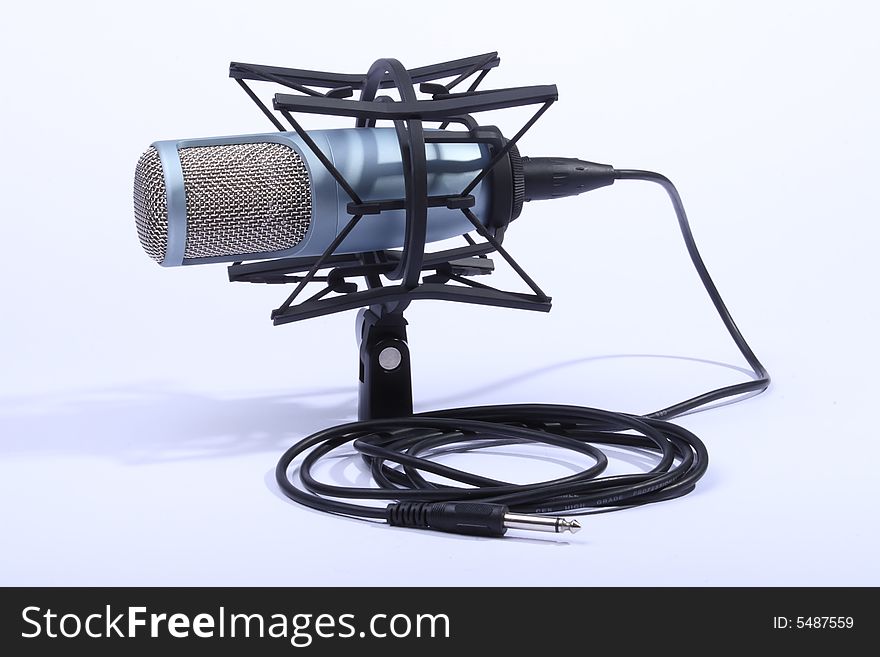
top-left (773, 616), bottom-right (854, 630)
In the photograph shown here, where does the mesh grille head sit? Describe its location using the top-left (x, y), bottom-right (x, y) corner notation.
top-left (132, 141), bottom-right (312, 263)
top-left (179, 142), bottom-right (311, 259)
top-left (134, 147), bottom-right (168, 262)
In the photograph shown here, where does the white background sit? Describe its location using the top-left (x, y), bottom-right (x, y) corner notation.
top-left (1, 0), bottom-right (878, 585)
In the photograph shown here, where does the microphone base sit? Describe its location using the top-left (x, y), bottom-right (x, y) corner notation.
top-left (357, 308), bottom-right (414, 421)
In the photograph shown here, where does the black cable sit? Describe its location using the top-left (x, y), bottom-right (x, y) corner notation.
top-left (615, 170), bottom-right (770, 419)
top-left (275, 170), bottom-right (769, 537)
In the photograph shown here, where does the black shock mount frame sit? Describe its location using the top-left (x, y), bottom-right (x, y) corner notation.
top-left (226, 53), bottom-right (557, 419)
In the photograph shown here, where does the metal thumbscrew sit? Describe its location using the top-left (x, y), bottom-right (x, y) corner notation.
top-left (378, 346), bottom-right (403, 371)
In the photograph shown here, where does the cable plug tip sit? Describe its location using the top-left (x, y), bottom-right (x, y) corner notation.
top-left (503, 512), bottom-right (583, 535)
top-left (564, 519), bottom-right (582, 534)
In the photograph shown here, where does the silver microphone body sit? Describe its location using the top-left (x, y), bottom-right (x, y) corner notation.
top-left (134, 128), bottom-right (496, 267)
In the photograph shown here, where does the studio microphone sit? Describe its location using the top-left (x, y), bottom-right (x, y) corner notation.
top-left (132, 53), bottom-right (771, 539)
top-left (133, 126), bottom-right (615, 267)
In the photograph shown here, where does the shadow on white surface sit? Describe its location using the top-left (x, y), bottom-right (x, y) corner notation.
top-left (423, 353), bottom-right (759, 413)
top-left (0, 385), bottom-right (357, 463)
top-left (0, 354), bottom-right (754, 464)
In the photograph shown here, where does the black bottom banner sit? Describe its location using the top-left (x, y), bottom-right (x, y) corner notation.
top-left (0, 587), bottom-right (872, 654)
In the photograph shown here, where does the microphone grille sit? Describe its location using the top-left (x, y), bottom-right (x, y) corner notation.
top-left (134, 146), bottom-right (168, 262)
top-left (134, 142), bottom-right (313, 263)
top-left (179, 142), bottom-right (312, 260)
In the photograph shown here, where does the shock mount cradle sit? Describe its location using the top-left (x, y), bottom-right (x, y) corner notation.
top-left (226, 53), bottom-right (556, 420)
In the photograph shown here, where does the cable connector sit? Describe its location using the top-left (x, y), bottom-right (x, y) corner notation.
top-left (521, 156), bottom-right (616, 202)
top-left (387, 502), bottom-right (581, 537)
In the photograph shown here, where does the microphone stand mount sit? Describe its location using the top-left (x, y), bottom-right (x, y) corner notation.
top-left (226, 53), bottom-right (556, 419)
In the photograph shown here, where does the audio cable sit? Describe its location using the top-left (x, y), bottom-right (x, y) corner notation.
top-left (275, 167), bottom-right (770, 537)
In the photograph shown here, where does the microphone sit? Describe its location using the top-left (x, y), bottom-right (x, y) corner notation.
top-left (133, 127), bottom-right (615, 267)
top-left (132, 53), bottom-right (770, 538)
